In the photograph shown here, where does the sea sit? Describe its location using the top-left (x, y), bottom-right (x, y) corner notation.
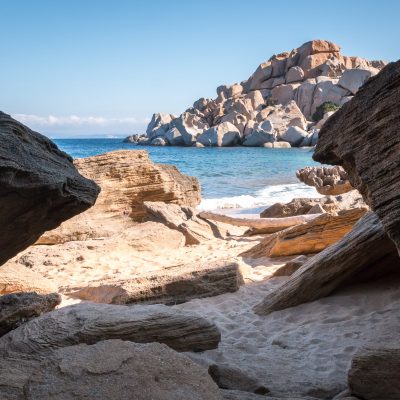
top-left (54, 139), bottom-right (322, 215)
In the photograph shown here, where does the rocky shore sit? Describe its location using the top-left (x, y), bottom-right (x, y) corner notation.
top-left (0, 60), bottom-right (399, 399)
top-left (124, 39), bottom-right (386, 148)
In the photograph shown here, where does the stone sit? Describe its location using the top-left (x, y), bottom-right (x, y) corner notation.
top-left (0, 302), bottom-right (221, 354)
top-left (294, 80), bottom-right (317, 119)
top-left (197, 122), bottom-right (241, 147)
top-left (280, 126), bottom-right (309, 146)
top-left (67, 258), bottom-right (248, 305)
top-left (338, 67), bottom-right (379, 95)
top-left (150, 137), bottom-right (167, 146)
top-left (123, 134), bottom-right (141, 143)
top-left (5, 340), bottom-right (222, 400)
top-left (172, 112), bottom-right (209, 145)
top-left (308, 204), bottom-right (325, 214)
top-left (37, 151), bottom-right (201, 244)
top-left (296, 166), bottom-right (353, 195)
top-left (0, 264), bottom-right (57, 295)
top-left (146, 112), bottom-right (175, 138)
top-left (315, 111), bottom-right (335, 129)
top-left (271, 83), bottom-right (299, 105)
top-left (249, 62), bottom-right (273, 90)
top-left (272, 255), bottom-right (309, 277)
top-left (194, 142), bottom-right (205, 148)
top-left (286, 66), bottom-right (304, 83)
top-left (220, 390), bottom-right (318, 400)
top-left (217, 83), bottom-right (243, 98)
top-left (0, 292), bottom-right (61, 336)
top-left (193, 97), bottom-right (210, 112)
top-left (314, 61), bottom-right (400, 253)
top-left (242, 120), bottom-right (276, 146)
top-left (263, 141), bottom-right (291, 148)
top-left (220, 112), bottom-right (247, 134)
top-left (243, 208), bottom-right (367, 258)
top-left (165, 126), bottom-right (185, 145)
top-left (208, 364), bottom-right (268, 394)
top-left (348, 346), bottom-right (400, 400)
top-left (253, 212), bottom-right (400, 315)
top-left (0, 112), bottom-right (99, 265)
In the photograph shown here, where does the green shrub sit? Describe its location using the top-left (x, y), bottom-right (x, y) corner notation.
top-left (312, 101), bottom-right (340, 122)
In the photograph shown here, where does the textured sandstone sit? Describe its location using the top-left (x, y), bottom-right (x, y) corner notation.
top-left (243, 208), bottom-right (366, 258)
top-left (0, 112), bottom-right (99, 265)
top-left (254, 212), bottom-right (400, 315)
top-left (314, 61), bottom-right (400, 254)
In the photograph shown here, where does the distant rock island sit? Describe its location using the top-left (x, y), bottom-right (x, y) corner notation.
top-left (124, 39), bottom-right (386, 147)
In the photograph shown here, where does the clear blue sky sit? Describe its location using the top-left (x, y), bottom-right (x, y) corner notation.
top-left (1, 0), bottom-right (399, 138)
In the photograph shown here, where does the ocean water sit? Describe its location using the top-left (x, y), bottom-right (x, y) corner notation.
top-left (54, 139), bottom-right (322, 213)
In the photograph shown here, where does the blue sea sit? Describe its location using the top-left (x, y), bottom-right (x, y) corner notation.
top-left (54, 139), bottom-right (322, 213)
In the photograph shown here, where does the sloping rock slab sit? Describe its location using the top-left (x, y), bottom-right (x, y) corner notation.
top-left (314, 61), bottom-right (400, 253)
top-left (66, 260), bottom-right (247, 305)
top-left (0, 112), bottom-right (99, 265)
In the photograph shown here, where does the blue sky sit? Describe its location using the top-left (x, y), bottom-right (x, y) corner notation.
top-left (1, 0), bottom-right (399, 138)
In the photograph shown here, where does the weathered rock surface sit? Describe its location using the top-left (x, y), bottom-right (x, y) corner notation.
top-left (66, 259), bottom-right (248, 305)
top-left (272, 255), bottom-right (309, 277)
top-left (348, 345), bottom-right (400, 400)
top-left (38, 150), bottom-right (201, 244)
top-left (0, 302), bottom-right (221, 353)
top-left (253, 212), bottom-right (400, 315)
top-left (220, 390), bottom-right (318, 400)
top-left (0, 292), bottom-right (61, 336)
top-left (0, 264), bottom-right (57, 295)
top-left (244, 208), bottom-right (366, 258)
top-left (314, 61), bottom-right (400, 254)
top-left (0, 112), bottom-right (99, 265)
top-left (2, 339), bottom-right (222, 400)
top-left (142, 40), bottom-right (385, 147)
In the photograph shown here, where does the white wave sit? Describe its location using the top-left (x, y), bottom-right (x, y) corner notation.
top-left (198, 183), bottom-right (322, 212)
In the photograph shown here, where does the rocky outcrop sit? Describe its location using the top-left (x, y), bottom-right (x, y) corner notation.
top-left (0, 112), bottom-right (99, 265)
top-left (296, 166), bottom-right (353, 195)
top-left (1, 339), bottom-right (222, 400)
top-left (243, 208), bottom-right (366, 258)
top-left (314, 61), bottom-right (400, 254)
top-left (65, 259), bottom-right (248, 305)
top-left (38, 150), bottom-right (201, 244)
top-left (0, 292), bottom-right (60, 336)
top-left (253, 212), bottom-right (400, 315)
top-left (133, 40), bottom-right (385, 147)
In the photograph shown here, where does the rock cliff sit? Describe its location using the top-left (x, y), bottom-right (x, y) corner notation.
top-left (131, 40), bottom-right (386, 147)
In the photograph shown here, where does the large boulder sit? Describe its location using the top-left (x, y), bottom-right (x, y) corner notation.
top-left (165, 126), bottom-right (185, 145)
top-left (172, 112), bottom-right (209, 145)
top-left (37, 150), bottom-right (201, 243)
top-left (197, 122), bottom-right (241, 147)
top-left (338, 67), bottom-right (379, 95)
top-left (146, 112), bottom-right (175, 138)
top-left (280, 126), bottom-right (309, 146)
top-left (243, 120), bottom-right (276, 146)
top-left (0, 112), bottom-right (99, 265)
top-left (314, 61), bottom-right (400, 253)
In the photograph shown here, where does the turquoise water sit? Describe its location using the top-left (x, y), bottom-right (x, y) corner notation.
top-left (54, 139), bottom-right (321, 211)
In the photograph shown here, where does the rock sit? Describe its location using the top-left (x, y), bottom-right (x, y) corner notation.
top-left (66, 259), bottom-right (248, 305)
top-left (295, 80), bottom-right (317, 119)
top-left (308, 203), bottom-right (325, 214)
top-left (0, 264), bottom-right (57, 295)
top-left (249, 62), bottom-right (273, 90)
top-left (0, 292), bottom-right (61, 336)
top-left (197, 122), bottom-right (241, 147)
top-left (263, 141), bottom-right (291, 148)
top-left (272, 255), bottom-right (309, 277)
top-left (0, 302), bottom-right (221, 354)
top-left (165, 126), bottom-right (185, 145)
top-left (194, 142), bottom-right (205, 148)
top-left (217, 83), bottom-right (243, 98)
top-left (253, 212), bottom-right (400, 315)
top-left (314, 61), bottom-right (400, 254)
top-left (0, 112), bottom-right (100, 265)
top-left (38, 151), bottom-right (201, 243)
top-left (146, 112), bottom-right (175, 138)
top-left (296, 166), bottom-right (353, 195)
top-left (348, 346), bottom-right (400, 400)
top-left (315, 111), bottom-right (335, 129)
top-left (193, 97), bottom-right (210, 112)
top-left (150, 137), bottom-right (167, 146)
top-left (220, 112), bottom-right (247, 134)
top-left (173, 112), bottom-right (209, 145)
top-left (243, 120), bottom-right (276, 146)
top-left (280, 126), bottom-right (309, 146)
top-left (123, 134), bottom-right (141, 143)
top-left (5, 340), bottom-right (222, 400)
top-left (286, 66), bottom-right (305, 83)
top-left (271, 83), bottom-right (299, 104)
top-left (338, 67), bottom-right (379, 95)
top-left (220, 390), bottom-right (318, 400)
top-left (243, 208), bottom-right (367, 258)
top-left (208, 364), bottom-right (268, 394)
top-left (143, 201), bottom-right (226, 244)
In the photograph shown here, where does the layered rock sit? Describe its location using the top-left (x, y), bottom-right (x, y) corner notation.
top-left (133, 40), bottom-right (385, 147)
top-left (38, 150), bottom-right (201, 244)
top-left (314, 61), bottom-right (400, 254)
top-left (243, 208), bottom-right (366, 258)
top-left (0, 112), bottom-right (99, 265)
top-left (296, 166), bottom-right (353, 195)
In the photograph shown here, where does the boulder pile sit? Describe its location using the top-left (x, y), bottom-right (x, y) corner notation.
top-left (126, 40), bottom-right (386, 147)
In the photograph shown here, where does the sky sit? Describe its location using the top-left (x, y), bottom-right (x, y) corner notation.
top-left (1, 0), bottom-right (399, 138)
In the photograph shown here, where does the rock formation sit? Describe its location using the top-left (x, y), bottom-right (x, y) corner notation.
top-left (38, 150), bottom-right (201, 244)
top-left (129, 40), bottom-right (385, 147)
top-left (314, 60), bottom-right (400, 254)
top-left (296, 166), bottom-right (353, 195)
top-left (0, 112), bottom-right (99, 265)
